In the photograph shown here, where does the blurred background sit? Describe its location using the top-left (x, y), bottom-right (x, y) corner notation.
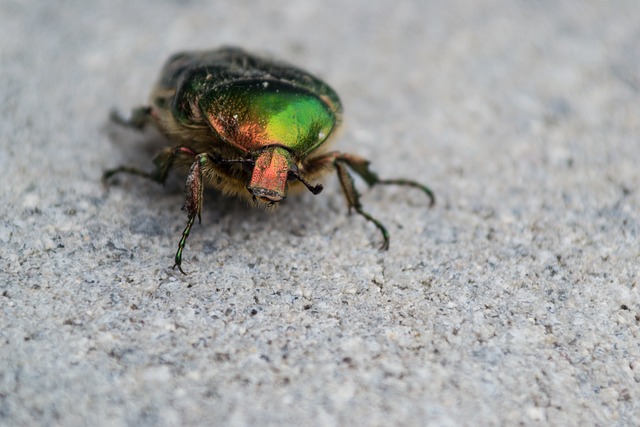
top-left (1, 1), bottom-right (639, 426)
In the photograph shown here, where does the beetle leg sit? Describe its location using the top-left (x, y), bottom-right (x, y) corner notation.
top-left (333, 153), bottom-right (435, 207)
top-left (102, 146), bottom-right (195, 185)
top-left (305, 151), bottom-right (435, 250)
top-left (110, 106), bottom-right (153, 130)
top-left (334, 160), bottom-right (391, 250)
top-left (288, 167), bottom-right (323, 195)
top-left (101, 165), bottom-right (158, 184)
top-left (103, 145), bottom-right (203, 274)
top-left (173, 153), bottom-right (207, 274)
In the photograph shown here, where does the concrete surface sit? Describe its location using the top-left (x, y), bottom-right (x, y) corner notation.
top-left (1, 0), bottom-right (639, 426)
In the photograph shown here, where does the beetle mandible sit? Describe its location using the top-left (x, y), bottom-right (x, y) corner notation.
top-left (103, 47), bottom-right (435, 273)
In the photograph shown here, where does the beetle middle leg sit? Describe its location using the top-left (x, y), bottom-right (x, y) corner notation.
top-left (102, 146), bottom-right (195, 185)
top-left (103, 106), bottom-right (174, 184)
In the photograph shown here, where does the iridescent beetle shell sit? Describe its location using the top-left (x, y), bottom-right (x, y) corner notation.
top-left (104, 47), bottom-right (435, 273)
top-left (149, 49), bottom-right (341, 202)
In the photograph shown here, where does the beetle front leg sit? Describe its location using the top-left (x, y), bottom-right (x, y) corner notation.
top-left (334, 160), bottom-right (391, 250)
top-left (173, 153), bottom-right (208, 275)
top-left (333, 153), bottom-right (435, 207)
top-left (305, 151), bottom-right (435, 250)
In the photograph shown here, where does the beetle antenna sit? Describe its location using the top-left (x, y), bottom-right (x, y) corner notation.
top-left (291, 172), bottom-right (323, 195)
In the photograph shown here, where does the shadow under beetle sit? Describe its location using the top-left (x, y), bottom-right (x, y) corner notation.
top-left (103, 47), bottom-right (435, 274)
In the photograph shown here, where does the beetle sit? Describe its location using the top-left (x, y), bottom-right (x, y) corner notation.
top-left (103, 47), bottom-right (435, 273)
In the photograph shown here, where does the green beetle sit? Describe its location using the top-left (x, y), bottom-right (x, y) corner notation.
top-left (104, 47), bottom-right (434, 273)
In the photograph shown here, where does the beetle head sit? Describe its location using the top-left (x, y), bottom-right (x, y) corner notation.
top-left (248, 146), bottom-right (322, 205)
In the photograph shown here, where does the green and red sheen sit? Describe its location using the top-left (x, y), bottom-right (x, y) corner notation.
top-left (202, 81), bottom-right (336, 156)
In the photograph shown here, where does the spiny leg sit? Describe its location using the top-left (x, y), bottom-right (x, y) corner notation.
top-left (102, 165), bottom-right (158, 183)
top-left (172, 153), bottom-right (208, 274)
top-left (102, 146), bottom-right (195, 185)
top-left (174, 215), bottom-right (196, 275)
top-left (102, 144), bottom-right (202, 273)
top-left (305, 151), bottom-right (435, 249)
top-left (334, 160), bottom-right (390, 250)
top-left (333, 153), bottom-right (435, 206)
top-left (376, 179), bottom-right (435, 207)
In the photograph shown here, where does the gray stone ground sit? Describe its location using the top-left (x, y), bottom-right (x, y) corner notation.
top-left (1, 1), bottom-right (639, 426)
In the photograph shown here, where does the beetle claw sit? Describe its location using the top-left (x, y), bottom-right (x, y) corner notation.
top-left (172, 263), bottom-right (188, 275)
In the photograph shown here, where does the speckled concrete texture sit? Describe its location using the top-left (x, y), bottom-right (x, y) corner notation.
top-left (1, 1), bottom-right (639, 426)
